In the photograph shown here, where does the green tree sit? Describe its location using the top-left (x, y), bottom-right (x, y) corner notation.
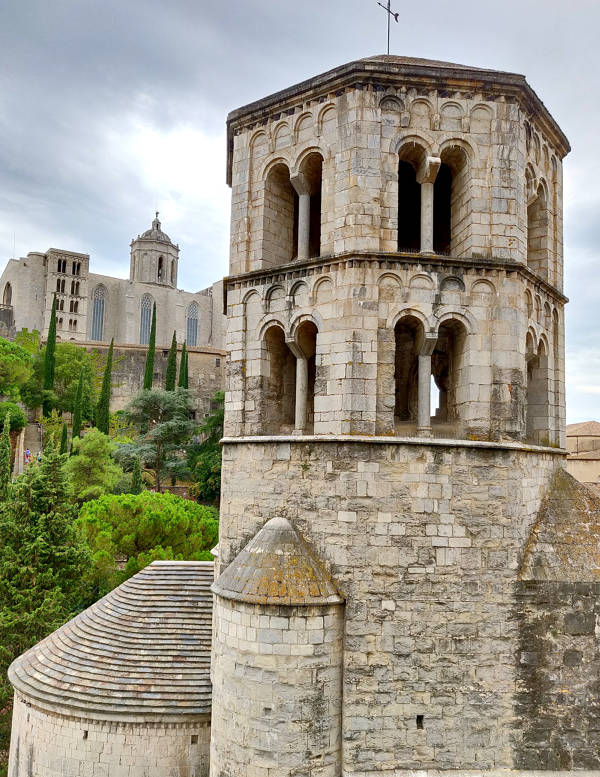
top-left (130, 456), bottom-right (143, 494)
top-left (0, 437), bottom-right (90, 716)
top-left (60, 422), bottom-right (68, 455)
top-left (165, 331), bottom-right (177, 391)
top-left (115, 389), bottom-right (197, 492)
top-left (22, 343), bottom-right (96, 417)
top-left (143, 302), bottom-right (157, 390)
top-left (70, 368), bottom-right (84, 447)
top-left (96, 339), bottom-right (114, 435)
top-left (0, 402), bottom-right (27, 432)
top-left (42, 295), bottom-right (57, 416)
top-left (0, 414), bottom-right (11, 500)
top-left (189, 391), bottom-right (224, 505)
top-left (0, 337), bottom-right (33, 399)
top-left (14, 328), bottom-right (40, 355)
top-left (178, 341), bottom-right (188, 389)
top-left (77, 491), bottom-right (218, 596)
top-left (65, 429), bottom-right (124, 503)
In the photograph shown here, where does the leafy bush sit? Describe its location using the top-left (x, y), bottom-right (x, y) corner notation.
top-left (64, 430), bottom-right (124, 504)
top-left (0, 402), bottom-right (27, 432)
top-left (77, 491), bottom-right (218, 596)
top-left (0, 338), bottom-right (33, 400)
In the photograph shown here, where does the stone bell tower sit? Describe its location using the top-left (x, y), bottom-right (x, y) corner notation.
top-left (211, 56), bottom-right (578, 776)
top-left (130, 212), bottom-right (179, 287)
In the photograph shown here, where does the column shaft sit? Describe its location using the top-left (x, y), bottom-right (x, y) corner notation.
top-left (417, 352), bottom-right (432, 436)
top-left (420, 181), bottom-right (434, 255)
top-left (294, 355), bottom-right (308, 433)
top-left (297, 193), bottom-right (310, 261)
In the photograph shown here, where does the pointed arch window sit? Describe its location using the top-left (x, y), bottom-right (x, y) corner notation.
top-left (91, 285), bottom-right (107, 341)
top-left (140, 293), bottom-right (154, 345)
top-left (186, 301), bottom-right (199, 347)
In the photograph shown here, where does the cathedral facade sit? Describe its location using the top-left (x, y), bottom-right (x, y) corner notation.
top-left (0, 213), bottom-right (224, 351)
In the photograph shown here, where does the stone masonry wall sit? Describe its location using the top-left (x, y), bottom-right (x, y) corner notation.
top-left (210, 600), bottom-right (343, 777)
top-left (218, 439), bottom-right (563, 773)
top-left (8, 696), bottom-right (210, 777)
top-left (514, 582), bottom-right (600, 770)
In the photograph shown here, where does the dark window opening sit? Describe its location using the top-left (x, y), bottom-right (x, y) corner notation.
top-left (416, 715), bottom-right (424, 730)
top-left (394, 316), bottom-right (422, 423)
top-left (433, 163), bottom-right (452, 254)
top-left (398, 161), bottom-right (420, 251)
top-left (191, 735), bottom-right (198, 745)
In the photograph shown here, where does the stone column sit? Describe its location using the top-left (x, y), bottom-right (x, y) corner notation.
top-left (417, 156), bottom-right (441, 255)
top-left (417, 336), bottom-right (438, 437)
top-left (290, 173), bottom-right (311, 261)
top-left (287, 340), bottom-right (308, 434)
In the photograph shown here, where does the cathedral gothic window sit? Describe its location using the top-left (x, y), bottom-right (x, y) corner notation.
top-left (139, 294), bottom-right (154, 345)
top-left (186, 302), bottom-right (199, 347)
top-left (91, 285), bottom-right (106, 342)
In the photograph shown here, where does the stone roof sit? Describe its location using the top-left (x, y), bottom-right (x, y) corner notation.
top-left (519, 469), bottom-right (600, 582)
top-left (137, 213), bottom-right (173, 245)
top-left (9, 561), bottom-right (213, 722)
top-left (566, 420), bottom-right (600, 437)
top-left (212, 516), bottom-right (343, 606)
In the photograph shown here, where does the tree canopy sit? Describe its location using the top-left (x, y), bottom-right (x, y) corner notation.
top-left (22, 342), bottom-right (96, 417)
top-left (188, 390), bottom-right (224, 505)
top-left (0, 402), bottom-right (27, 432)
top-left (64, 429), bottom-right (124, 503)
top-left (77, 491), bottom-right (218, 596)
top-left (115, 388), bottom-right (197, 492)
top-left (0, 338), bottom-right (33, 400)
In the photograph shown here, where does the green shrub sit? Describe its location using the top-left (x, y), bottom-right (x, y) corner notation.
top-left (0, 402), bottom-right (27, 432)
top-left (77, 491), bottom-right (218, 596)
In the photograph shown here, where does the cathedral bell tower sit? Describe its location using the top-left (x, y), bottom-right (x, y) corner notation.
top-left (211, 56), bottom-right (576, 776)
top-left (130, 212), bottom-right (179, 287)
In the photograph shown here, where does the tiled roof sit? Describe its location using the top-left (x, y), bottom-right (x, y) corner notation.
top-left (9, 561), bottom-right (213, 722)
top-left (212, 516), bottom-right (343, 606)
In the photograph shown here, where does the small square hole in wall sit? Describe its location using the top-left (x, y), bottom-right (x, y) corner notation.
top-left (416, 715), bottom-right (424, 730)
top-left (215, 358), bottom-right (221, 366)
top-left (191, 734), bottom-right (198, 745)
top-left (83, 730), bottom-right (88, 739)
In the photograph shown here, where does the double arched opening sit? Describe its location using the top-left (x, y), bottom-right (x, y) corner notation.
top-left (393, 313), bottom-right (468, 436)
top-left (263, 153), bottom-right (323, 268)
top-left (397, 142), bottom-right (469, 256)
top-left (526, 177), bottom-right (551, 281)
top-left (261, 320), bottom-right (319, 434)
top-left (525, 332), bottom-right (552, 444)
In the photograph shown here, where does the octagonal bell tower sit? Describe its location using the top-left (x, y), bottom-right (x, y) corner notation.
top-left (213, 56), bottom-right (574, 776)
top-left (130, 212), bottom-right (179, 287)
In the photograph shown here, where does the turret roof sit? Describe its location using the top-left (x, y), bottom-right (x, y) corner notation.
top-left (9, 561), bottom-right (213, 722)
top-left (137, 212), bottom-right (173, 244)
top-left (212, 516), bottom-right (343, 606)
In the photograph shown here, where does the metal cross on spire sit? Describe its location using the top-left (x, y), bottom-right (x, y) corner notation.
top-left (377, 0), bottom-right (399, 55)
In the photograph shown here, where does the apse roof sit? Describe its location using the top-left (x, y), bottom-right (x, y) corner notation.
top-left (212, 516), bottom-right (343, 606)
top-left (9, 561), bottom-right (213, 722)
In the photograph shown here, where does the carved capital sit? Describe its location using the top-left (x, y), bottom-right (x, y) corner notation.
top-left (416, 156), bottom-right (441, 185)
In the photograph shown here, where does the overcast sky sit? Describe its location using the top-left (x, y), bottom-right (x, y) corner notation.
top-left (0, 0), bottom-right (598, 423)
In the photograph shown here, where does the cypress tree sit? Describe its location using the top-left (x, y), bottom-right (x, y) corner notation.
top-left (178, 341), bottom-right (188, 389)
top-left (42, 294), bottom-right (58, 417)
top-left (59, 422), bottom-right (68, 455)
top-left (0, 413), bottom-right (11, 499)
top-left (143, 302), bottom-right (157, 390)
top-left (96, 338), bottom-right (114, 434)
top-left (70, 368), bottom-right (84, 452)
top-left (130, 456), bottom-right (143, 494)
top-left (165, 331), bottom-right (177, 391)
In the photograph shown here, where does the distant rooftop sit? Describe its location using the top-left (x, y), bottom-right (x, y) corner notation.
top-left (567, 421), bottom-right (600, 437)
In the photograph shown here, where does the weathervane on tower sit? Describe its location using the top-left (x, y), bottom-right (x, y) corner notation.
top-left (377, 0), bottom-right (399, 55)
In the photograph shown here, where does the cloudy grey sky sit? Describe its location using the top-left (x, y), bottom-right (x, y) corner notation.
top-left (0, 0), bottom-right (598, 422)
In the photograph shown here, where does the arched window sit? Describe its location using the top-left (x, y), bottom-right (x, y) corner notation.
top-left (394, 315), bottom-right (423, 428)
top-left (57, 279), bottom-right (62, 293)
top-left (91, 285), bottom-right (106, 341)
top-left (58, 299), bottom-right (64, 311)
top-left (158, 256), bottom-right (164, 282)
top-left (186, 302), bottom-right (199, 347)
top-left (139, 294), bottom-right (153, 345)
top-left (434, 146), bottom-right (469, 255)
top-left (171, 260), bottom-right (175, 285)
top-left (295, 320), bottom-right (319, 433)
top-left (526, 335), bottom-right (551, 444)
top-left (263, 325), bottom-right (296, 434)
top-left (75, 281), bottom-right (80, 295)
top-left (263, 163), bottom-right (297, 267)
top-left (527, 183), bottom-right (550, 280)
top-left (3, 283), bottom-right (12, 306)
top-left (432, 319), bottom-right (468, 427)
top-left (297, 152), bottom-right (323, 259)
